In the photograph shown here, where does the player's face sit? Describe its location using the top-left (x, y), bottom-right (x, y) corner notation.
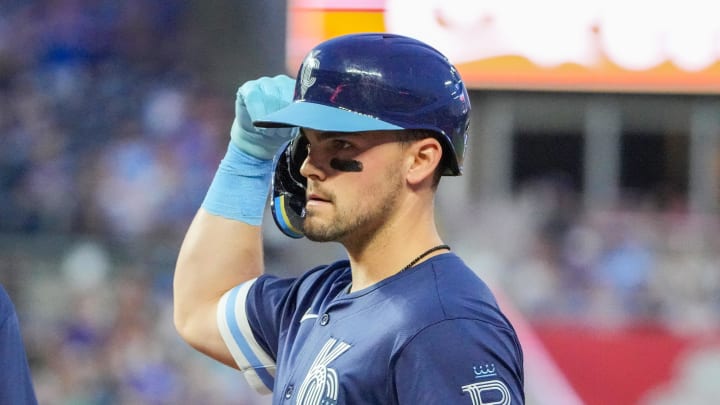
top-left (299, 129), bottom-right (407, 245)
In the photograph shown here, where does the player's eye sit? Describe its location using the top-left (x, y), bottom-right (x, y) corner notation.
top-left (331, 139), bottom-right (353, 151)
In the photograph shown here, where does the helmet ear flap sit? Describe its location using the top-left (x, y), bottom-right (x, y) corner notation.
top-left (271, 134), bottom-right (308, 238)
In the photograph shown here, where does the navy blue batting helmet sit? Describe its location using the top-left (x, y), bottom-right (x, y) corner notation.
top-left (258, 33), bottom-right (471, 238)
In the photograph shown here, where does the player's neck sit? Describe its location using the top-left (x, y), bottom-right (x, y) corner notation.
top-left (344, 206), bottom-right (444, 292)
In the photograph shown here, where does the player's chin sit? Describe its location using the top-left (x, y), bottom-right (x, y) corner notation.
top-left (303, 218), bottom-right (344, 242)
top-left (304, 202), bottom-right (335, 223)
top-left (303, 228), bottom-right (337, 243)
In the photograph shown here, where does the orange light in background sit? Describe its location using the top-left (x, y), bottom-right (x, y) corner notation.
top-left (286, 0), bottom-right (720, 94)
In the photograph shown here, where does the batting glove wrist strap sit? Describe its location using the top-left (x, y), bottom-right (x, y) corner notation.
top-left (202, 141), bottom-right (273, 225)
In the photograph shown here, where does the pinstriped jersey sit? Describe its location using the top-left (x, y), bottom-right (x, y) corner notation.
top-left (217, 253), bottom-right (525, 404)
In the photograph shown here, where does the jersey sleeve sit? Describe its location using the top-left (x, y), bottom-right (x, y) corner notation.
top-left (393, 318), bottom-right (524, 404)
top-left (216, 275), bottom-right (295, 394)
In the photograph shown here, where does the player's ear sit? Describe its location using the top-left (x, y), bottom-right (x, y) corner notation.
top-left (405, 137), bottom-right (442, 186)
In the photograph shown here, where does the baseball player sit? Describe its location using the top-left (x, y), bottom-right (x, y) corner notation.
top-left (174, 33), bottom-right (524, 404)
top-left (0, 285), bottom-right (38, 404)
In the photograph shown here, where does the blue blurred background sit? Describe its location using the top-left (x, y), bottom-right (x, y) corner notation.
top-left (1, 1), bottom-right (720, 404)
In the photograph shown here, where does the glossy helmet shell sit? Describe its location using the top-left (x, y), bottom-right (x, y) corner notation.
top-left (257, 32), bottom-right (470, 175)
top-left (261, 33), bottom-right (471, 237)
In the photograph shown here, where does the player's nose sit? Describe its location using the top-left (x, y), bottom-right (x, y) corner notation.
top-left (299, 151), bottom-right (327, 181)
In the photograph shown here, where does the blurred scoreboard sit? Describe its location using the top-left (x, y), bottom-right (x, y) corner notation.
top-left (287, 0), bottom-right (720, 94)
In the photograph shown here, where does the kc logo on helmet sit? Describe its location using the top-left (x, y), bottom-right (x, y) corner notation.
top-left (300, 50), bottom-right (320, 99)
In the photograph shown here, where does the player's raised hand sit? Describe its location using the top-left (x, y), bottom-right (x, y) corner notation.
top-left (230, 75), bottom-right (297, 160)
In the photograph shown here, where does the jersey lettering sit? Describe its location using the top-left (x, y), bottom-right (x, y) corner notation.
top-left (296, 338), bottom-right (352, 405)
top-left (462, 380), bottom-right (511, 405)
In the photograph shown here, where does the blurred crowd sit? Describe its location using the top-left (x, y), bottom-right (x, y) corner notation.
top-left (1, 1), bottom-right (720, 404)
top-left (3, 238), bottom-right (271, 404)
top-left (0, 0), bottom-right (228, 240)
top-left (0, 1), bottom-right (268, 403)
top-left (455, 180), bottom-right (720, 335)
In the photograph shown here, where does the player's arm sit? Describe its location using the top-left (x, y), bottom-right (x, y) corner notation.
top-left (174, 211), bottom-right (263, 367)
top-left (173, 75), bottom-right (296, 367)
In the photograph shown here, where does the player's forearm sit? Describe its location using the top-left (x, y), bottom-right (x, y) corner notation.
top-left (173, 208), bottom-right (263, 346)
top-left (172, 75), bottom-right (295, 361)
top-left (173, 138), bottom-right (273, 326)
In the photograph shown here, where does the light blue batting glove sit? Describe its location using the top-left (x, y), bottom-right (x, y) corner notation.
top-left (230, 75), bottom-right (296, 160)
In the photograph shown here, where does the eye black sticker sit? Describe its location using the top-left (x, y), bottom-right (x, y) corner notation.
top-left (330, 158), bottom-right (363, 172)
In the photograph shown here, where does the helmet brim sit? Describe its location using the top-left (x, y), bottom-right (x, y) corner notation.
top-left (254, 101), bottom-right (404, 132)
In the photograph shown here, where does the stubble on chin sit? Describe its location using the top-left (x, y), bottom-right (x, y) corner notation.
top-left (302, 211), bottom-right (347, 242)
top-left (303, 192), bottom-right (399, 245)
